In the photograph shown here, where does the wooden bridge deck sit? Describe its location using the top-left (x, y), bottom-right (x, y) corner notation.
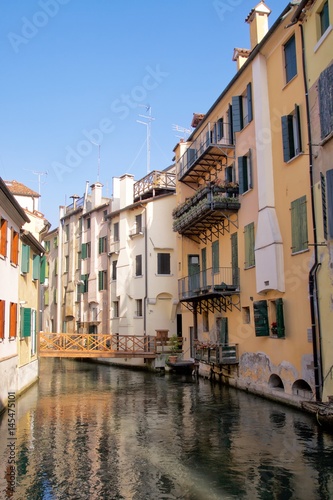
top-left (38, 332), bottom-right (181, 359)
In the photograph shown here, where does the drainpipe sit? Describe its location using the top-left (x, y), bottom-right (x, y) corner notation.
top-left (300, 23), bottom-right (323, 401)
top-left (140, 204), bottom-right (148, 336)
top-left (57, 207), bottom-right (65, 333)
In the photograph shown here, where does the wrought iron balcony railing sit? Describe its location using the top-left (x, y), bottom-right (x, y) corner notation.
top-left (179, 266), bottom-right (240, 300)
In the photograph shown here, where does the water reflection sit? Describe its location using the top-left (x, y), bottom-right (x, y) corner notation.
top-left (0, 359), bottom-right (333, 499)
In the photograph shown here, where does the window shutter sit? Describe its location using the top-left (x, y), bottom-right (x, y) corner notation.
top-left (228, 104), bottom-right (233, 144)
top-left (82, 243), bottom-right (87, 259)
top-left (327, 169), bottom-right (333, 238)
top-left (281, 115), bottom-right (293, 162)
top-left (98, 270), bottom-right (103, 291)
top-left (21, 307), bottom-right (32, 337)
top-left (11, 229), bottom-right (19, 265)
top-left (219, 317), bottom-right (228, 344)
top-left (244, 223), bottom-right (255, 268)
top-left (285, 35), bottom-right (297, 82)
top-left (276, 298), bottom-right (285, 338)
top-left (40, 256), bottom-right (46, 284)
top-left (238, 156), bottom-right (248, 194)
top-left (295, 104), bottom-right (302, 154)
top-left (0, 219), bottom-right (8, 257)
top-left (253, 300), bottom-right (269, 336)
top-left (217, 119), bottom-right (224, 141)
top-left (10, 303), bottom-right (17, 338)
top-left (21, 244), bottom-right (30, 274)
top-left (212, 241), bottom-right (219, 273)
top-left (44, 288), bottom-right (49, 306)
top-left (33, 255), bottom-right (40, 280)
top-left (55, 258), bottom-right (58, 276)
top-left (186, 148), bottom-right (196, 168)
top-left (99, 237), bottom-right (102, 254)
top-left (291, 196), bottom-right (308, 253)
top-left (0, 300), bottom-right (4, 339)
top-left (232, 95), bottom-right (243, 132)
top-left (247, 83), bottom-right (253, 123)
top-left (248, 149), bottom-right (253, 189)
top-left (318, 62), bottom-right (333, 139)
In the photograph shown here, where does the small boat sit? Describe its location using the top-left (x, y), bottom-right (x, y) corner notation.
top-left (166, 359), bottom-right (195, 374)
top-left (302, 401), bottom-right (333, 432)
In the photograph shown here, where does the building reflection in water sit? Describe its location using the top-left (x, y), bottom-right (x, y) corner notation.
top-left (0, 359), bottom-right (333, 499)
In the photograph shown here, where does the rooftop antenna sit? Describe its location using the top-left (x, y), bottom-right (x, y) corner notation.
top-left (172, 124), bottom-right (191, 140)
top-left (90, 141), bottom-right (101, 182)
top-left (137, 104), bottom-right (155, 174)
top-left (26, 170), bottom-right (48, 211)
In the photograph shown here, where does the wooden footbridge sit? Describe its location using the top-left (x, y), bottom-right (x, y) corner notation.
top-left (38, 332), bottom-right (181, 359)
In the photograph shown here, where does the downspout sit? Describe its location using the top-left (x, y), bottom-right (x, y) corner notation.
top-left (300, 23), bottom-right (323, 401)
top-left (141, 204), bottom-right (147, 336)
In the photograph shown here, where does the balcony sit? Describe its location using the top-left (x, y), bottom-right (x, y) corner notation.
top-left (173, 183), bottom-right (240, 242)
top-left (133, 169), bottom-right (176, 201)
top-left (194, 341), bottom-right (239, 365)
top-left (177, 121), bottom-right (234, 183)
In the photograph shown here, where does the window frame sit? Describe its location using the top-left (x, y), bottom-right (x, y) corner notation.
top-left (135, 255), bottom-right (143, 277)
top-left (0, 218), bottom-right (8, 257)
top-left (157, 253), bottom-right (171, 275)
top-left (244, 222), bottom-right (255, 269)
top-left (135, 299), bottom-right (143, 318)
top-left (284, 34), bottom-right (297, 84)
top-left (291, 195), bottom-right (308, 254)
top-left (238, 150), bottom-right (253, 194)
top-left (10, 229), bottom-right (19, 265)
top-left (281, 105), bottom-right (302, 162)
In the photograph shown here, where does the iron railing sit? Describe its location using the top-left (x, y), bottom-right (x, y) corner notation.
top-left (179, 266), bottom-right (240, 300)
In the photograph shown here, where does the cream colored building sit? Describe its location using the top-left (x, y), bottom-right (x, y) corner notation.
top-left (291, 0), bottom-right (333, 401)
top-left (173, 2), bottom-right (318, 406)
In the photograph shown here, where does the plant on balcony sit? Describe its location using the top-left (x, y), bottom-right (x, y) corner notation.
top-left (271, 322), bottom-right (278, 336)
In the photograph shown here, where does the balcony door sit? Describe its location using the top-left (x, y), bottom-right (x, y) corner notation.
top-left (231, 233), bottom-right (239, 287)
top-left (188, 255), bottom-right (200, 292)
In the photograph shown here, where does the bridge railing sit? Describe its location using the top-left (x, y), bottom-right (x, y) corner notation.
top-left (38, 332), bottom-right (183, 358)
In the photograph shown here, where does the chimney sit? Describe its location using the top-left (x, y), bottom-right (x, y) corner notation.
top-left (232, 48), bottom-right (251, 71)
top-left (90, 181), bottom-right (103, 208)
top-left (246, 1), bottom-right (271, 50)
top-left (119, 174), bottom-right (134, 209)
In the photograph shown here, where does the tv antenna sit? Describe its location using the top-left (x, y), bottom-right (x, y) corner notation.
top-left (90, 141), bottom-right (101, 182)
top-left (137, 104), bottom-right (155, 174)
top-left (25, 170), bottom-right (48, 211)
top-left (172, 124), bottom-right (191, 140)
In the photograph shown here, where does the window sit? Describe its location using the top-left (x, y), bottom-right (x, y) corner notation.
top-left (40, 256), bottom-right (47, 284)
top-left (113, 301), bottom-right (119, 318)
top-left (157, 253), bottom-right (171, 275)
top-left (81, 274), bottom-right (89, 293)
top-left (64, 255), bottom-right (69, 273)
top-left (44, 240), bottom-right (50, 253)
top-left (238, 150), bottom-right (252, 194)
top-left (232, 82), bottom-right (253, 132)
top-left (216, 118), bottom-right (224, 141)
top-left (10, 229), bottom-right (19, 265)
top-left (21, 244), bottom-right (30, 274)
top-left (320, 1), bottom-right (329, 37)
top-left (114, 222), bottom-right (119, 242)
top-left (135, 214), bottom-right (142, 234)
top-left (86, 218), bottom-right (91, 230)
top-left (0, 218), bottom-right (7, 257)
top-left (44, 289), bottom-right (49, 307)
top-left (81, 242), bottom-right (91, 259)
top-left (284, 35), bottom-right (297, 83)
top-left (212, 241), bottom-right (219, 274)
top-left (77, 251), bottom-right (81, 272)
top-left (203, 311), bottom-right (209, 332)
top-left (318, 63), bottom-right (333, 139)
top-left (98, 270), bottom-right (107, 291)
top-left (64, 224), bottom-right (69, 242)
top-left (54, 236), bottom-right (58, 248)
top-left (0, 300), bottom-right (5, 340)
top-left (269, 298), bottom-right (285, 338)
top-left (242, 306), bottom-right (250, 324)
top-left (112, 260), bottom-right (117, 281)
top-left (244, 222), bottom-right (255, 269)
top-left (53, 288), bottom-right (57, 304)
top-left (225, 165), bottom-right (234, 183)
top-left (103, 209), bottom-right (108, 221)
top-left (55, 258), bottom-right (58, 276)
top-left (291, 196), bottom-right (308, 253)
top-left (135, 299), bottom-right (143, 317)
top-left (20, 307), bottom-right (32, 338)
top-left (281, 105), bottom-right (302, 162)
top-left (32, 255), bottom-right (40, 280)
top-left (254, 300), bottom-right (269, 337)
top-left (135, 255), bottom-right (142, 276)
top-left (99, 236), bottom-right (107, 254)
top-left (31, 309), bottom-right (37, 354)
top-left (326, 169), bottom-right (333, 239)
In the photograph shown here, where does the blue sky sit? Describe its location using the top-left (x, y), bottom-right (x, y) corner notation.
top-left (1, 0), bottom-right (284, 227)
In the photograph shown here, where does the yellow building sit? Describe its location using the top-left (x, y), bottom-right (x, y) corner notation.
top-left (173, 2), bottom-right (318, 405)
top-left (291, 0), bottom-right (333, 401)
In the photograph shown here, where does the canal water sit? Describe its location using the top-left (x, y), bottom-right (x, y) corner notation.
top-left (1, 359), bottom-right (333, 500)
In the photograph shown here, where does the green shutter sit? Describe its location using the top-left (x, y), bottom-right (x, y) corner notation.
top-left (247, 82), bottom-right (253, 123)
top-left (44, 288), bottom-right (49, 307)
top-left (238, 156), bottom-right (248, 194)
top-left (254, 300), bottom-right (269, 337)
top-left (33, 255), bottom-right (40, 281)
top-left (55, 258), bottom-right (58, 276)
top-left (281, 115), bottom-right (295, 162)
top-left (276, 298), bottom-right (285, 338)
top-left (228, 104), bottom-right (233, 144)
top-left (98, 270), bottom-right (103, 291)
top-left (82, 243), bottom-right (87, 259)
top-left (295, 104), bottom-right (302, 154)
top-left (291, 196), bottom-right (308, 253)
top-left (244, 222), bottom-right (255, 268)
top-left (232, 95), bottom-right (243, 132)
top-left (40, 256), bottom-right (46, 284)
top-left (98, 237), bottom-right (103, 254)
top-left (21, 307), bottom-right (31, 337)
top-left (21, 244), bottom-right (30, 274)
top-left (212, 241), bottom-right (219, 273)
top-left (231, 233), bottom-right (239, 286)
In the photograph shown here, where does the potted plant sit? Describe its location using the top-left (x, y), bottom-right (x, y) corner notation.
top-left (168, 334), bottom-right (180, 363)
